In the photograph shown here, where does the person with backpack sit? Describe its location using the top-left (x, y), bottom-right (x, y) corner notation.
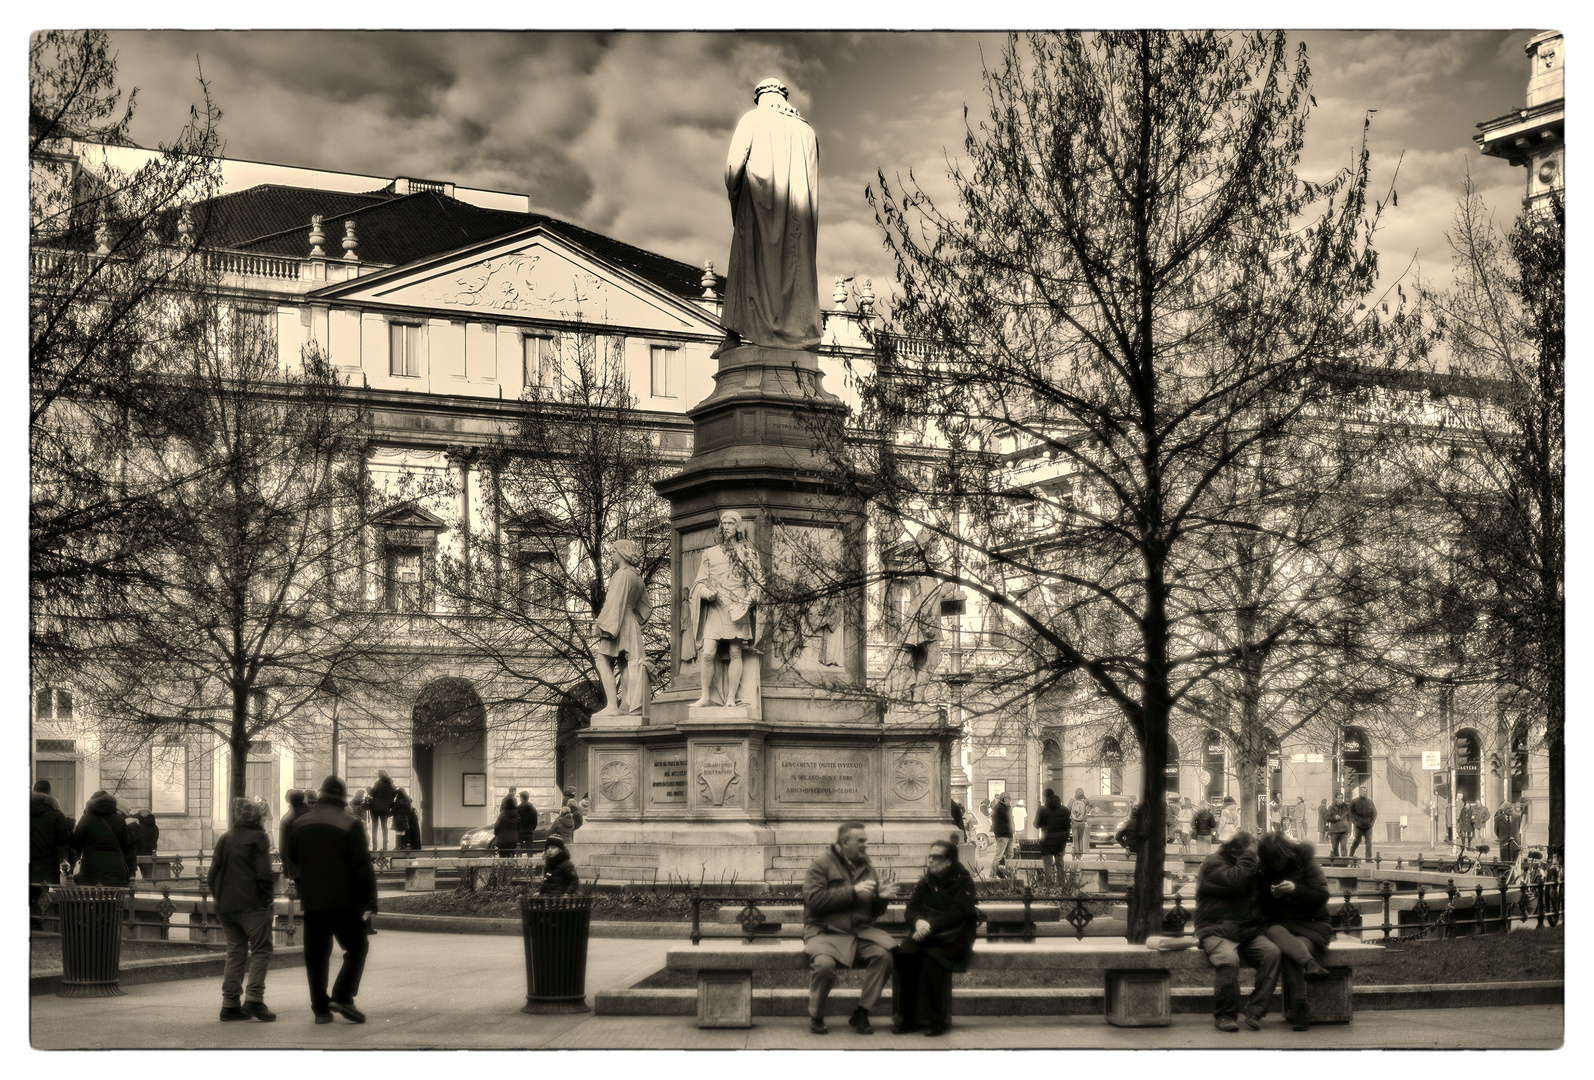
top-left (208, 797), bottom-right (278, 1022)
top-left (1192, 800), bottom-right (1218, 854)
top-left (1069, 788), bottom-right (1090, 859)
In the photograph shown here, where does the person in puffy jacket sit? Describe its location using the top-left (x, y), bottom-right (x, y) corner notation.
top-left (208, 797), bottom-right (278, 1022)
top-left (891, 839), bottom-right (977, 1036)
top-left (31, 786), bottom-right (74, 924)
top-left (1194, 831), bottom-right (1281, 1032)
top-left (1347, 788), bottom-right (1377, 860)
top-left (547, 804), bottom-right (578, 844)
top-left (988, 793), bottom-right (1014, 873)
top-left (1032, 789), bottom-right (1071, 885)
top-left (1258, 831), bottom-right (1333, 1032)
top-left (516, 791), bottom-right (538, 850)
top-left (133, 808), bottom-right (159, 878)
top-left (537, 836), bottom-right (579, 895)
top-left (391, 788), bottom-right (413, 850)
top-left (366, 771), bottom-right (397, 851)
top-left (71, 790), bottom-right (136, 887)
top-left (492, 805), bottom-right (520, 857)
top-left (1325, 793), bottom-right (1352, 857)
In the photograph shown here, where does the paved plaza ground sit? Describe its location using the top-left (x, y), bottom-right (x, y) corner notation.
top-left (29, 930), bottom-right (1562, 1051)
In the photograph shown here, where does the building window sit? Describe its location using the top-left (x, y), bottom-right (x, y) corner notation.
top-left (650, 345), bottom-right (678, 398)
top-left (35, 687), bottom-right (73, 723)
top-left (512, 538), bottom-right (565, 613)
top-left (385, 546), bottom-right (424, 612)
top-left (389, 322), bottom-right (421, 377)
top-left (524, 334), bottom-right (557, 393)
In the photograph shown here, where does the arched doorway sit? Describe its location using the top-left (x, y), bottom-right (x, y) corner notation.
top-left (556, 681), bottom-right (602, 802)
top-left (412, 678), bottom-right (487, 846)
top-left (1041, 737), bottom-right (1063, 791)
top-left (1453, 728), bottom-right (1482, 804)
top-left (1164, 735), bottom-right (1181, 795)
top-left (1099, 735), bottom-right (1124, 796)
top-left (1338, 725), bottom-right (1372, 797)
top-left (1203, 730), bottom-right (1226, 803)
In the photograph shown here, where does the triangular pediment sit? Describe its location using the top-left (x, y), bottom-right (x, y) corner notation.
top-left (312, 226), bottom-right (720, 336)
top-left (374, 503), bottom-right (449, 531)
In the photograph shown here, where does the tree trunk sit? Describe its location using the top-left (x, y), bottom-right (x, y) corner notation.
top-left (228, 682), bottom-right (250, 811)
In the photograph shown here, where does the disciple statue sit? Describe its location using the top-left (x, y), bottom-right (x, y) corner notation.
top-left (721, 78), bottom-right (822, 352)
top-left (890, 576), bottom-right (948, 701)
top-left (686, 510), bottom-right (762, 707)
top-left (591, 539), bottom-right (652, 715)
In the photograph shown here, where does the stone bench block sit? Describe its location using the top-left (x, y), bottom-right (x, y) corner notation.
top-left (697, 971), bottom-right (754, 1028)
top-left (1105, 968), bottom-right (1172, 1027)
top-left (405, 866), bottom-right (436, 892)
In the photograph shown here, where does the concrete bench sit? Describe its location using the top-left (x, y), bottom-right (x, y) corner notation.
top-left (710, 901), bottom-right (1059, 932)
top-left (404, 856), bottom-right (539, 891)
top-left (667, 938), bottom-right (1384, 1029)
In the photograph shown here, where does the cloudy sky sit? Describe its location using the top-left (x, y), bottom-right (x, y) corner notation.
top-left (103, 29), bottom-right (1540, 303)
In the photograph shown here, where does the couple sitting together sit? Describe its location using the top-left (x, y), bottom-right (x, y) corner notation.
top-left (801, 821), bottom-right (974, 1037)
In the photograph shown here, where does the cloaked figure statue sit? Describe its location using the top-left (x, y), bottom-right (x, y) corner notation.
top-left (722, 78), bottom-right (822, 352)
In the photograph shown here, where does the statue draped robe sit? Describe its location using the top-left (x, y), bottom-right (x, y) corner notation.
top-left (593, 564), bottom-right (652, 714)
top-left (723, 94), bottom-right (822, 350)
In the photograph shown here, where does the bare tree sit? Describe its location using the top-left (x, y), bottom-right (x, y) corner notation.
top-left (30, 30), bottom-right (223, 669)
top-left (842, 32), bottom-right (1394, 940)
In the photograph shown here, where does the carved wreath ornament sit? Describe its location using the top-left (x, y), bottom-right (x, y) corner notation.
top-left (599, 760), bottom-right (636, 802)
top-left (891, 757), bottom-right (931, 801)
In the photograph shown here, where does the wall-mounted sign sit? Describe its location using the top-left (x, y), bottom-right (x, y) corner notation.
top-left (989, 747), bottom-right (1007, 758)
top-left (462, 772), bottom-right (486, 807)
top-left (1306, 753), bottom-right (1325, 763)
top-left (1421, 751), bottom-right (1442, 770)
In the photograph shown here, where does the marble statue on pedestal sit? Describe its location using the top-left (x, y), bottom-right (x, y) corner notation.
top-left (721, 78), bottom-right (822, 352)
top-left (891, 577), bottom-right (949, 701)
top-left (592, 539), bottom-right (652, 716)
top-left (686, 510), bottom-right (763, 707)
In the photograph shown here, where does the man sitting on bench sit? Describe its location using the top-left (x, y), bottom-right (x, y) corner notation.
top-left (802, 821), bottom-right (898, 1035)
top-left (1194, 830), bottom-right (1281, 1032)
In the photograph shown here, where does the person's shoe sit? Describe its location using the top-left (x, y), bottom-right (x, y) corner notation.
top-left (1290, 1008), bottom-right (1310, 1032)
top-left (241, 1001), bottom-right (276, 1022)
top-left (1215, 1016), bottom-right (1240, 1032)
top-left (891, 1019), bottom-right (918, 1034)
top-left (219, 1005), bottom-right (249, 1022)
top-left (1243, 1012), bottom-right (1263, 1030)
top-left (848, 1006), bottom-right (874, 1034)
top-left (1302, 959), bottom-right (1332, 981)
top-left (808, 1016), bottom-right (828, 1035)
top-left (925, 1023), bottom-right (947, 1037)
top-left (328, 1000), bottom-right (366, 1024)
top-left (314, 1013), bottom-right (334, 1025)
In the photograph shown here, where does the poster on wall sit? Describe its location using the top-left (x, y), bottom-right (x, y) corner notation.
top-left (462, 772), bottom-right (487, 807)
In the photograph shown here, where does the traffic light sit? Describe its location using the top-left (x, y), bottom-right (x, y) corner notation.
top-left (1488, 752), bottom-right (1502, 777)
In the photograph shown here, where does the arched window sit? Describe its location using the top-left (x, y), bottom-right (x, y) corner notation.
top-left (1099, 735), bottom-right (1123, 796)
top-left (1164, 735), bottom-right (1181, 795)
top-left (1041, 737), bottom-right (1063, 788)
top-left (1452, 728), bottom-right (1481, 804)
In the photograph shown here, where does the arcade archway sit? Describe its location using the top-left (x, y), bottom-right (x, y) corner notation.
top-left (412, 678), bottom-right (486, 845)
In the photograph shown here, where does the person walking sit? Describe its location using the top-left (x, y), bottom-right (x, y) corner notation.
top-left (71, 790), bottom-right (136, 887)
top-left (208, 797), bottom-right (278, 1022)
top-left (278, 790), bottom-right (310, 884)
top-left (988, 792), bottom-right (1014, 875)
top-left (287, 775), bottom-right (377, 1025)
top-left (1069, 788), bottom-right (1090, 859)
top-left (1326, 792), bottom-right (1352, 859)
top-left (1033, 789), bottom-right (1071, 886)
top-left (1288, 796), bottom-right (1308, 841)
top-left (801, 821), bottom-right (898, 1035)
top-left (516, 791), bottom-right (539, 851)
top-left (1456, 795), bottom-right (1476, 850)
top-left (367, 771), bottom-right (397, 852)
top-left (1192, 799), bottom-right (1218, 854)
top-left (537, 836), bottom-right (579, 895)
top-left (1347, 787), bottom-right (1378, 861)
top-left (30, 782), bottom-right (74, 927)
top-left (891, 839), bottom-right (977, 1037)
top-left (1194, 831), bottom-right (1281, 1032)
top-left (1258, 831), bottom-right (1333, 1032)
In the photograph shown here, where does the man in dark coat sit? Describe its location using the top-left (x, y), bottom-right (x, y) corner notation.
top-left (279, 790), bottom-right (310, 883)
top-left (516, 791), bottom-right (539, 850)
top-left (988, 792), bottom-right (1014, 873)
top-left (891, 839), bottom-right (977, 1036)
top-left (949, 797), bottom-right (967, 841)
top-left (1033, 789), bottom-right (1072, 885)
top-left (287, 775), bottom-right (377, 1024)
top-left (1194, 831), bottom-right (1281, 1032)
top-left (208, 797), bottom-right (278, 1021)
top-left (1347, 787), bottom-right (1378, 861)
top-left (71, 790), bottom-right (136, 887)
top-left (367, 770), bottom-right (397, 851)
top-left (1325, 792), bottom-right (1352, 858)
top-left (133, 808), bottom-right (159, 878)
top-left (30, 784), bottom-right (74, 925)
top-left (801, 821), bottom-right (899, 1035)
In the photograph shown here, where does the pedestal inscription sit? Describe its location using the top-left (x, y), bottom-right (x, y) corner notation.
top-left (773, 747), bottom-right (871, 804)
top-left (696, 745), bottom-right (741, 806)
top-left (649, 749), bottom-right (689, 807)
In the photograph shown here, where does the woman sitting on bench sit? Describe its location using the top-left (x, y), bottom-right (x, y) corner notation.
top-left (1258, 831), bottom-right (1334, 1032)
top-left (892, 839), bottom-right (977, 1037)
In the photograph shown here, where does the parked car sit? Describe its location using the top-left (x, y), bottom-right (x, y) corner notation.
top-left (1084, 795), bottom-right (1133, 848)
top-left (459, 823), bottom-right (549, 855)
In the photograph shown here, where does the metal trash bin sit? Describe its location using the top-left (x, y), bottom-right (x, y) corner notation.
top-left (519, 894), bottom-right (593, 1014)
top-left (52, 886), bottom-right (127, 997)
top-left (1386, 822), bottom-right (1403, 842)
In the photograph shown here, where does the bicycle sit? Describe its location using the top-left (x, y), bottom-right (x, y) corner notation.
top-left (1434, 840), bottom-right (1490, 874)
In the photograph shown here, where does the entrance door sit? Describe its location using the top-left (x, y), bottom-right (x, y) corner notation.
top-left (245, 760), bottom-right (277, 814)
top-left (36, 760), bottom-right (76, 819)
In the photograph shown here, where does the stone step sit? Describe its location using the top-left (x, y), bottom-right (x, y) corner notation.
top-left (584, 853), bottom-right (661, 868)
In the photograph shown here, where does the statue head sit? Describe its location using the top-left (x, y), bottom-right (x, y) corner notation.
top-left (718, 509), bottom-right (745, 542)
top-left (753, 77), bottom-right (788, 103)
top-left (610, 538), bottom-right (640, 568)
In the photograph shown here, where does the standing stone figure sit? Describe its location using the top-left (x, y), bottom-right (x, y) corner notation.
top-left (722, 78), bottom-right (822, 352)
top-left (687, 510), bottom-right (761, 707)
top-left (592, 538), bottom-right (652, 715)
top-left (894, 577), bottom-right (948, 700)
